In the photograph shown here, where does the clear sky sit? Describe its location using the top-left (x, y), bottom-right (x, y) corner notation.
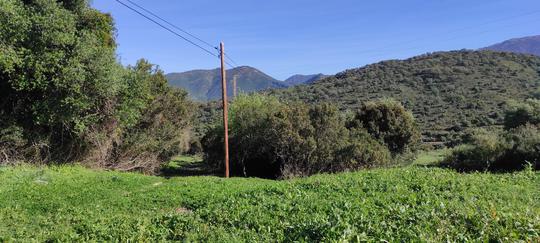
top-left (92, 0), bottom-right (540, 80)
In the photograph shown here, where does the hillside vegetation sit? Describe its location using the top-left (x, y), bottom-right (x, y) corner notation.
top-left (0, 166), bottom-right (538, 242)
top-left (273, 51), bottom-right (540, 144)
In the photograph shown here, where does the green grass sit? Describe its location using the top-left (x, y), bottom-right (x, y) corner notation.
top-left (0, 166), bottom-right (539, 242)
top-left (161, 155), bottom-right (204, 171)
top-left (160, 155), bottom-right (211, 176)
top-left (413, 149), bottom-right (451, 165)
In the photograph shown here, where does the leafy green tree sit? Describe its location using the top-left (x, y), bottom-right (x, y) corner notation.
top-left (348, 99), bottom-right (421, 154)
top-left (0, 0), bottom-right (122, 137)
top-left (0, 0), bottom-right (195, 170)
top-left (504, 99), bottom-right (540, 129)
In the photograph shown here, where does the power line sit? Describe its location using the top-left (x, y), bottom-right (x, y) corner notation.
top-left (118, 0), bottom-right (239, 68)
top-left (115, 0), bottom-right (219, 58)
top-left (224, 53), bottom-right (240, 67)
top-left (222, 54), bottom-right (237, 68)
top-left (124, 0), bottom-right (218, 51)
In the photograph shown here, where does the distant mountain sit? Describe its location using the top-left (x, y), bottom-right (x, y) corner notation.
top-left (483, 35), bottom-right (540, 56)
top-left (273, 50), bottom-right (540, 144)
top-left (166, 66), bottom-right (287, 101)
top-left (285, 74), bottom-right (328, 86)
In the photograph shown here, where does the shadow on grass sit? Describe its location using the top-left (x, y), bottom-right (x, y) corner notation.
top-left (160, 155), bottom-right (219, 177)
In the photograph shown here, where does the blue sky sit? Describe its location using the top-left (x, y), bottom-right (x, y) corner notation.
top-left (92, 0), bottom-right (540, 80)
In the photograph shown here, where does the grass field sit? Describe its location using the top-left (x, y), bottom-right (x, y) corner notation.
top-left (0, 165), bottom-right (539, 242)
top-left (413, 149), bottom-right (451, 166)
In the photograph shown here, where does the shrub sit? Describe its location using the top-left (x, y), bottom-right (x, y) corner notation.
top-left (441, 129), bottom-right (509, 171)
top-left (443, 99), bottom-right (540, 172)
top-left (504, 99), bottom-right (540, 129)
top-left (0, 124), bottom-right (26, 163)
top-left (114, 87), bottom-right (194, 173)
top-left (348, 99), bottom-right (421, 154)
top-left (502, 124), bottom-right (540, 170)
top-left (203, 94), bottom-right (394, 178)
top-left (204, 94), bottom-right (283, 177)
top-left (335, 128), bottom-right (392, 171)
top-left (532, 87), bottom-right (540, 99)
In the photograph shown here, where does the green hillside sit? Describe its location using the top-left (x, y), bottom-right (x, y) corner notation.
top-left (274, 50), bottom-right (540, 144)
top-left (166, 66), bottom-right (287, 101)
top-left (1, 166), bottom-right (538, 241)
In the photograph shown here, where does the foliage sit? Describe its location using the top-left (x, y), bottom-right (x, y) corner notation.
top-left (504, 99), bottom-right (540, 129)
top-left (533, 87), bottom-right (540, 99)
top-left (441, 129), bottom-right (510, 171)
top-left (443, 99), bottom-right (540, 171)
top-left (0, 165), bottom-right (538, 241)
top-left (203, 95), bottom-right (418, 178)
top-left (0, 0), bottom-right (194, 171)
top-left (348, 99), bottom-right (420, 154)
top-left (114, 85), bottom-right (194, 173)
top-left (272, 51), bottom-right (540, 144)
top-left (503, 124), bottom-right (540, 170)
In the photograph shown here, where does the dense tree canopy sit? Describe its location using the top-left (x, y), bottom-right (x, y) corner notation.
top-left (0, 0), bottom-right (194, 172)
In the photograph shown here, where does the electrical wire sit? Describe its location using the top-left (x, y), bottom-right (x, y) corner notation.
top-left (115, 0), bottom-right (219, 58)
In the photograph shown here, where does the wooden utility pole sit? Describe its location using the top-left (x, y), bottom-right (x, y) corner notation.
top-left (233, 75), bottom-right (238, 98)
top-left (220, 42), bottom-right (230, 178)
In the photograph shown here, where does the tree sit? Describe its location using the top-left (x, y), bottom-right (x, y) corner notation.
top-left (504, 99), bottom-right (540, 129)
top-left (348, 99), bottom-right (420, 154)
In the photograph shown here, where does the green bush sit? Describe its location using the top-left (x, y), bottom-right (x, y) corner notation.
top-left (203, 94), bottom-right (394, 178)
top-left (0, 1), bottom-right (195, 172)
top-left (443, 100), bottom-right (540, 171)
top-left (504, 99), bottom-right (540, 129)
top-left (532, 87), bottom-right (540, 99)
top-left (115, 87), bottom-right (194, 173)
top-left (348, 99), bottom-right (421, 154)
top-left (503, 124), bottom-right (540, 170)
top-left (441, 129), bottom-right (509, 171)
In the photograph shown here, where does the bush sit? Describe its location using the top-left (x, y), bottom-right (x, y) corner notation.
top-left (503, 124), bottom-right (540, 170)
top-left (441, 129), bottom-right (509, 171)
top-left (504, 99), bottom-right (540, 129)
top-left (114, 87), bottom-right (194, 173)
top-left (443, 100), bottom-right (540, 172)
top-left (0, 1), bottom-right (195, 172)
top-left (532, 87), bottom-right (540, 99)
top-left (203, 94), bottom-right (394, 178)
top-left (348, 99), bottom-right (421, 154)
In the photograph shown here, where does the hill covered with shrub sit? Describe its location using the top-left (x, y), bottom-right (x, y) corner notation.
top-left (273, 51), bottom-right (540, 144)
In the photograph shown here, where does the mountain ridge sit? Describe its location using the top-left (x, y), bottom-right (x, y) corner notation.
top-left (285, 74), bottom-right (328, 86)
top-left (482, 35), bottom-right (540, 56)
top-left (166, 66), bottom-right (287, 101)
